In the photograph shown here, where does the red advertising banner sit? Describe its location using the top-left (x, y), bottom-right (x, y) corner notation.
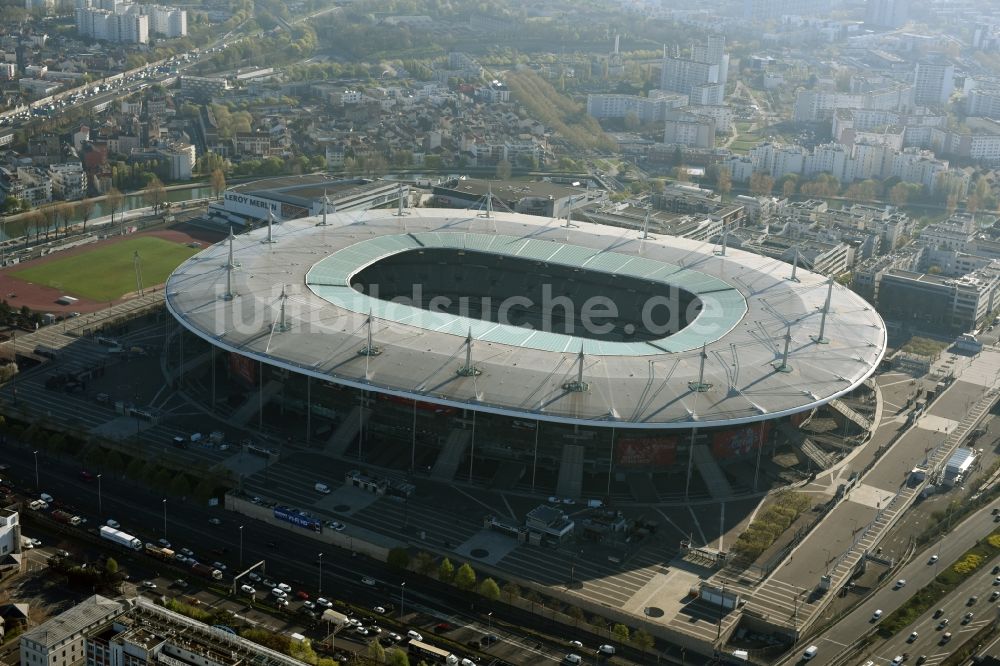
top-left (615, 437), bottom-right (678, 467)
top-left (710, 422), bottom-right (772, 460)
top-left (229, 352), bottom-right (256, 387)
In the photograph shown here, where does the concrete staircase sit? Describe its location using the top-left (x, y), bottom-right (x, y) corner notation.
top-left (326, 406), bottom-right (370, 456)
top-left (829, 398), bottom-right (872, 431)
top-left (431, 429), bottom-right (471, 481)
top-left (627, 472), bottom-right (660, 503)
top-left (778, 423), bottom-right (833, 469)
top-left (229, 380), bottom-right (281, 427)
top-left (691, 445), bottom-right (732, 500)
top-left (555, 444), bottom-right (584, 499)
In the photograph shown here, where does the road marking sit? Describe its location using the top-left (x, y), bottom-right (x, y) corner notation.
top-left (499, 492), bottom-right (516, 521)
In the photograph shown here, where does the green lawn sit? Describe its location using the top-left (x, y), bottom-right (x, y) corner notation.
top-left (12, 236), bottom-right (200, 302)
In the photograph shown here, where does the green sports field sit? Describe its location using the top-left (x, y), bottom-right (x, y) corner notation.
top-left (11, 236), bottom-right (200, 302)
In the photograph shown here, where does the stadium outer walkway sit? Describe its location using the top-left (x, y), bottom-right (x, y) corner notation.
top-left (737, 348), bottom-right (1000, 642)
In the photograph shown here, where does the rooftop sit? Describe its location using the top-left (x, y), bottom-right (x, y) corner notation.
top-left (166, 209), bottom-right (886, 429)
top-left (20, 595), bottom-right (124, 648)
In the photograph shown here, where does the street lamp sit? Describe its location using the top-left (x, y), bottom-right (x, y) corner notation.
top-left (97, 474), bottom-right (103, 515)
top-left (32, 450), bottom-right (38, 488)
top-left (487, 611), bottom-right (493, 632)
top-left (317, 553), bottom-right (323, 595)
top-left (239, 525), bottom-right (244, 566)
top-left (162, 498), bottom-right (167, 539)
top-left (400, 581), bottom-right (406, 620)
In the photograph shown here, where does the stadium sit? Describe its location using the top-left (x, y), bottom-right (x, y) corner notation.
top-left (164, 206), bottom-right (886, 501)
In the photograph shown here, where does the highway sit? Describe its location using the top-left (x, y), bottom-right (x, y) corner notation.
top-left (798, 501), bottom-right (1000, 664)
top-left (0, 440), bottom-right (668, 666)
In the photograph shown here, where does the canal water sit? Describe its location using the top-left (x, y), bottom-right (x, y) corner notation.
top-left (2, 184), bottom-right (213, 241)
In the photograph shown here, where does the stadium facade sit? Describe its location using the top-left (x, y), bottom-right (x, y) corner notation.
top-left (165, 208), bottom-right (886, 500)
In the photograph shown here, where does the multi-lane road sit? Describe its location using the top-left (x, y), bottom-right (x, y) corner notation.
top-left (0, 440), bottom-right (662, 665)
top-left (798, 501), bottom-right (1000, 664)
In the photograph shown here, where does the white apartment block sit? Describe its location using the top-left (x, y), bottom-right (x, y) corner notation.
top-left (75, 0), bottom-right (153, 43)
top-left (48, 163), bottom-right (86, 200)
top-left (586, 90), bottom-right (687, 123)
top-left (659, 57), bottom-right (719, 97)
top-left (729, 141), bottom-right (954, 192)
top-left (793, 85), bottom-right (913, 121)
top-left (145, 5), bottom-right (186, 37)
top-left (681, 104), bottom-right (733, 134)
top-left (967, 87), bottom-right (1000, 117)
top-left (0, 507), bottom-right (20, 560)
top-left (663, 111), bottom-right (716, 149)
top-left (913, 61), bottom-right (954, 106)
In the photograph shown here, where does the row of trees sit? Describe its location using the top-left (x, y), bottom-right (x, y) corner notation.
top-left (387, 548), bottom-right (656, 655)
top-left (505, 69), bottom-right (616, 153)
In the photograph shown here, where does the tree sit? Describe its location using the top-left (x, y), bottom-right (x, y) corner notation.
top-left (633, 628), bottom-right (654, 654)
top-left (781, 175), bottom-right (799, 199)
top-left (611, 623), bottom-right (630, 644)
top-left (438, 557), bottom-right (454, 582)
top-left (59, 202), bottom-right (77, 236)
top-left (386, 649), bottom-right (409, 666)
top-left (749, 171), bottom-right (775, 197)
top-left (454, 563), bottom-right (477, 591)
top-left (495, 159), bottom-right (512, 180)
top-left (567, 605), bottom-right (585, 628)
top-left (79, 198), bottom-right (96, 233)
top-left (210, 168), bottom-right (227, 199)
top-left (479, 577), bottom-right (500, 601)
top-left (106, 557), bottom-right (119, 574)
top-left (889, 182), bottom-right (912, 207)
top-left (366, 638), bottom-right (385, 663)
top-left (387, 547), bottom-right (411, 570)
top-left (144, 176), bottom-right (167, 215)
top-left (714, 167), bottom-right (732, 196)
top-left (169, 475), bottom-right (191, 497)
top-left (106, 188), bottom-right (124, 232)
top-left (501, 582), bottom-right (521, 603)
top-left (413, 551), bottom-right (436, 576)
top-left (590, 614), bottom-right (608, 633)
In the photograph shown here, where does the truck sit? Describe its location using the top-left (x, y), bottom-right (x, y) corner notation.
top-left (144, 543), bottom-right (175, 560)
top-left (99, 525), bottom-right (142, 550)
top-left (191, 562), bottom-right (223, 580)
top-left (51, 510), bottom-right (82, 526)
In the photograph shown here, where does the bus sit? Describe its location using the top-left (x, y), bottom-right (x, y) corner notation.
top-left (407, 640), bottom-right (457, 665)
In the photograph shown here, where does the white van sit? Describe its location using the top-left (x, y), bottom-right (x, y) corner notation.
top-left (802, 645), bottom-right (818, 661)
top-left (315, 483), bottom-right (330, 494)
top-left (40, 493), bottom-right (54, 504)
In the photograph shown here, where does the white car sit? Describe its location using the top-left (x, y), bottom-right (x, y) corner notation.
top-left (278, 582), bottom-right (291, 592)
top-left (407, 630), bottom-right (423, 642)
top-left (240, 584), bottom-right (256, 595)
top-left (373, 606), bottom-right (386, 614)
top-left (302, 601), bottom-right (316, 610)
top-left (276, 598), bottom-right (289, 608)
top-left (316, 597), bottom-right (333, 609)
top-left (271, 588), bottom-right (287, 599)
top-left (361, 576), bottom-right (376, 586)
top-left (106, 519), bottom-right (121, 529)
top-left (568, 640), bottom-right (583, 649)
top-left (248, 572), bottom-right (261, 582)
top-left (872, 609), bottom-right (883, 621)
top-left (140, 581), bottom-right (157, 589)
top-left (928, 554), bottom-right (939, 564)
top-left (895, 579), bottom-right (906, 589)
top-left (908, 632), bottom-right (918, 643)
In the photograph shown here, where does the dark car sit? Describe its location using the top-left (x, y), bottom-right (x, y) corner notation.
top-left (434, 623), bottom-right (453, 633)
top-left (481, 634), bottom-right (499, 647)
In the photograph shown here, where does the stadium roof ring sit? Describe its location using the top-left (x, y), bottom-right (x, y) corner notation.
top-left (166, 208), bottom-right (886, 429)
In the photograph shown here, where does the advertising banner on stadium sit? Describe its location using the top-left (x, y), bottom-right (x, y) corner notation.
top-left (711, 423), bottom-right (772, 459)
top-left (615, 437), bottom-right (677, 467)
top-left (229, 352), bottom-right (256, 387)
top-left (273, 506), bottom-right (321, 532)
